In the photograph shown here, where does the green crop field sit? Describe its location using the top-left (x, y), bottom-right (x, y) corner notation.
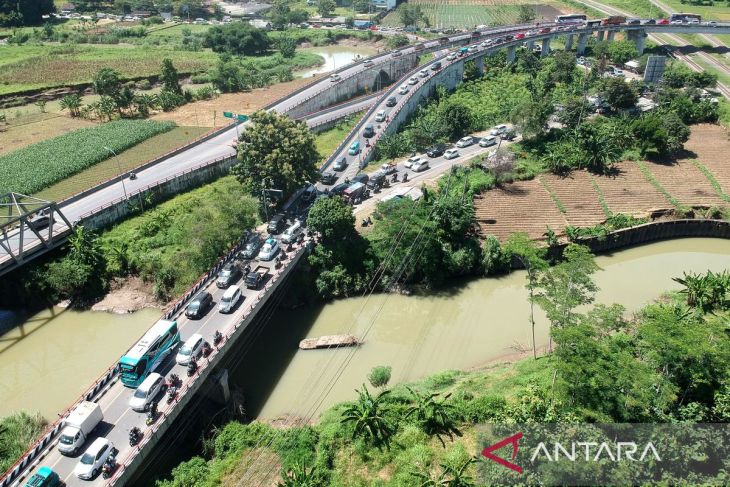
top-left (658, 0), bottom-right (730, 22)
top-left (0, 44), bottom-right (217, 95)
top-left (0, 120), bottom-right (176, 196)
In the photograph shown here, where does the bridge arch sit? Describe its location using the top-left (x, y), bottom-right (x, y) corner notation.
top-left (373, 70), bottom-right (391, 91)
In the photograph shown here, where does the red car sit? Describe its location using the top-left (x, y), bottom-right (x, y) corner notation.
top-left (657, 18), bottom-right (669, 24)
top-left (515, 33), bottom-right (525, 39)
top-left (539, 27), bottom-right (551, 34)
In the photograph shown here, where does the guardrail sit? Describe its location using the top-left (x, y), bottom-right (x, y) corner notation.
top-left (107, 241), bottom-right (309, 486)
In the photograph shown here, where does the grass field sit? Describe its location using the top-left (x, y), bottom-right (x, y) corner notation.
top-left (315, 112), bottom-right (363, 161)
top-left (587, 0), bottom-right (663, 18)
top-left (0, 44), bottom-right (217, 95)
top-left (0, 113), bottom-right (98, 156)
top-left (658, 0), bottom-right (730, 22)
top-left (34, 126), bottom-right (209, 202)
top-left (381, 0), bottom-right (571, 29)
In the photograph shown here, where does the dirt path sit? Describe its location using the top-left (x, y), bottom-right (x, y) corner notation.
top-left (475, 124), bottom-right (730, 241)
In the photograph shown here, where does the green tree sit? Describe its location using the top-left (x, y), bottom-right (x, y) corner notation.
top-left (535, 244), bottom-right (599, 352)
top-left (134, 93), bottom-right (158, 118)
top-left (601, 76), bottom-right (637, 110)
top-left (558, 96), bottom-right (588, 129)
top-left (398, 4), bottom-right (426, 29)
top-left (306, 196), bottom-right (355, 242)
top-left (341, 385), bottom-right (394, 447)
top-left (92, 68), bottom-right (122, 97)
top-left (541, 139), bottom-right (584, 175)
top-left (517, 4), bottom-right (536, 23)
top-left (440, 101), bottom-right (472, 140)
top-left (60, 94), bottom-right (82, 118)
top-left (232, 110), bottom-right (320, 204)
top-left (607, 40), bottom-right (638, 64)
top-left (160, 58), bottom-right (182, 96)
top-left (631, 114), bottom-right (670, 159)
top-left (510, 99), bottom-right (551, 139)
top-left (482, 235), bottom-right (510, 275)
top-left (576, 123), bottom-right (622, 174)
top-left (316, 0), bottom-right (336, 18)
top-left (406, 387), bottom-right (462, 446)
top-left (551, 50), bottom-right (576, 85)
top-left (386, 33), bottom-right (410, 50)
top-left (367, 365), bottom-right (392, 389)
top-left (0, 0), bottom-right (54, 26)
top-left (353, 0), bottom-right (370, 13)
top-left (503, 233), bottom-right (548, 359)
top-left (276, 35), bottom-right (297, 58)
top-left (98, 95), bottom-right (117, 122)
top-left (204, 23), bottom-right (271, 55)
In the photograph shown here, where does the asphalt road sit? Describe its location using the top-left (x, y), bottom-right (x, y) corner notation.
top-left (22, 236), bottom-right (303, 487)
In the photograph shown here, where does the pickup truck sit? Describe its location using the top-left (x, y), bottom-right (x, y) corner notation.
top-left (245, 265), bottom-right (270, 289)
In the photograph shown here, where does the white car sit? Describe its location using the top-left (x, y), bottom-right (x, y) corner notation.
top-left (398, 84), bottom-right (410, 95)
top-left (408, 76), bottom-right (419, 85)
top-left (129, 372), bottom-right (165, 412)
top-left (419, 69), bottom-right (430, 78)
top-left (258, 238), bottom-right (280, 261)
top-left (404, 155), bottom-right (421, 168)
top-left (381, 163), bottom-right (397, 174)
top-left (75, 438), bottom-right (114, 480)
top-left (468, 46), bottom-right (477, 52)
top-left (374, 109), bottom-right (387, 122)
top-left (489, 124), bottom-right (508, 136)
top-left (456, 136), bottom-right (474, 148)
top-left (330, 73), bottom-right (341, 82)
top-left (446, 53), bottom-right (458, 61)
top-left (412, 159), bottom-right (429, 172)
top-left (444, 148), bottom-right (459, 159)
top-left (176, 334), bottom-right (204, 366)
top-left (479, 135), bottom-right (498, 147)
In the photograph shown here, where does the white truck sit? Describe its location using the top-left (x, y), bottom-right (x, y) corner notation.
top-left (57, 401), bottom-right (103, 455)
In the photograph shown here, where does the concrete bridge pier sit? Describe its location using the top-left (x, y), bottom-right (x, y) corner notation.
top-left (475, 55), bottom-right (484, 75)
top-left (576, 33), bottom-right (588, 56)
top-left (565, 34), bottom-right (574, 50)
top-left (607, 30), bottom-right (616, 42)
top-left (596, 30), bottom-right (605, 42)
top-left (625, 29), bottom-right (647, 56)
top-left (541, 38), bottom-right (551, 57)
top-left (506, 45), bottom-right (516, 64)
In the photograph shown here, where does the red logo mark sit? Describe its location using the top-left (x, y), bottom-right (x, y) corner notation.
top-left (481, 432), bottom-right (523, 474)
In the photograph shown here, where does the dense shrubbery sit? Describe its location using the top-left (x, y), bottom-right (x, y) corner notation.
top-left (0, 411), bottom-right (46, 473)
top-left (0, 119), bottom-right (175, 194)
top-left (204, 23), bottom-right (271, 56)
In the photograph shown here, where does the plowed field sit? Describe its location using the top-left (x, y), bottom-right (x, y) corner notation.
top-left (475, 124), bottom-right (730, 241)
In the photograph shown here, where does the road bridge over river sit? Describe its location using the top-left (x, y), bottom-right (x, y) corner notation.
top-left (2, 18), bottom-right (728, 487)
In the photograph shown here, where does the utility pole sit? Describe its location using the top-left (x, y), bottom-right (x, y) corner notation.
top-left (104, 146), bottom-right (128, 200)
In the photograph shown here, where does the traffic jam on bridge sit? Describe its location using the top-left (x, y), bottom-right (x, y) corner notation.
top-left (5, 12), bottom-right (729, 487)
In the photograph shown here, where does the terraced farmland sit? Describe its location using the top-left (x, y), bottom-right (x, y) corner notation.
top-left (475, 124), bottom-right (730, 241)
top-left (381, 0), bottom-right (569, 29)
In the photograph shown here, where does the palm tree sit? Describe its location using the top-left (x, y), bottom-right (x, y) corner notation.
top-left (278, 462), bottom-right (321, 487)
top-left (341, 384), bottom-right (393, 447)
top-left (405, 387), bottom-right (462, 447)
top-left (134, 93), bottom-right (158, 118)
top-left (60, 94), bottom-right (82, 117)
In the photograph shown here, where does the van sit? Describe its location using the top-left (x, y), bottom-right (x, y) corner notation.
top-left (129, 373), bottom-right (165, 412)
top-left (348, 140), bottom-right (361, 155)
top-left (219, 286), bottom-right (242, 313)
top-left (281, 220), bottom-right (304, 244)
top-left (57, 402), bottom-right (103, 455)
top-left (176, 334), bottom-right (204, 365)
top-left (362, 124), bottom-right (375, 138)
top-left (185, 291), bottom-right (212, 319)
top-left (267, 214), bottom-right (286, 234)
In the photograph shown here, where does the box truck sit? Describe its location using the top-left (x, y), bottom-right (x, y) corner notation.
top-left (58, 401), bottom-right (103, 455)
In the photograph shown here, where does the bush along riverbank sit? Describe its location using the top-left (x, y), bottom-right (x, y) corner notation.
top-left (0, 412), bottom-right (46, 474)
top-left (154, 260), bottom-right (730, 486)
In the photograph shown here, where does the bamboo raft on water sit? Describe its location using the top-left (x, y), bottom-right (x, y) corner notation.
top-left (299, 334), bottom-right (362, 350)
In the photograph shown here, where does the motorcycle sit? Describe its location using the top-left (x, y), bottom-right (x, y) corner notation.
top-left (243, 263), bottom-right (251, 275)
top-left (129, 172), bottom-right (137, 181)
top-left (129, 427), bottom-right (141, 446)
top-left (201, 341), bottom-right (212, 358)
top-left (391, 173), bottom-right (398, 183)
top-left (102, 450), bottom-right (117, 479)
top-left (166, 385), bottom-right (178, 405)
top-left (169, 373), bottom-right (180, 387)
top-left (187, 358), bottom-right (197, 377)
top-left (213, 330), bottom-right (223, 347)
top-left (403, 173), bottom-right (409, 183)
top-left (145, 402), bottom-right (158, 426)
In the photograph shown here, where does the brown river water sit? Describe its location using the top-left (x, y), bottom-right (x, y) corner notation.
top-left (1, 238), bottom-right (729, 421)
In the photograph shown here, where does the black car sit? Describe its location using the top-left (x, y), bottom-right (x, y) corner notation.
top-left (301, 185), bottom-right (318, 204)
top-left (362, 124), bottom-right (375, 138)
top-left (333, 156), bottom-right (348, 171)
top-left (385, 96), bottom-right (397, 107)
top-left (216, 263), bottom-right (242, 289)
top-left (426, 144), bottom-right (446, 158)
top-left (239, 233), bottom-right (262, 260)
top-left (330, 182), bottom-right (350, 196)
top-left (366, 172), bottom-right (386, 190)
top-left (351, 173), bottom-right (369, 185)
top-left (321, 171), bottom-right (337, 185)
top-left (185, 291), bottom-right (213, 319)
top-left (431, 61), bottom-right (442, 71)
top-left (29, 210), bottom-right (53, 230)
top-left (267, 214), bottom-right (286, 234)
top-left (504, 34), bottom-right (514, 41)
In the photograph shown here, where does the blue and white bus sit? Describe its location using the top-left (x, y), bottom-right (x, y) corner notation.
top-left (119, 319), bottom-right (180, 388)
top-left (555, 14), bottom-right (587, 24)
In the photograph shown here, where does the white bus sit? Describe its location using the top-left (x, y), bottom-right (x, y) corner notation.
top-left (555, 14), bottom-right (587, 24)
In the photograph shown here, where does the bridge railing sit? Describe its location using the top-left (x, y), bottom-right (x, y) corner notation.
top-left (107, 241), bottom-right (308, 486)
